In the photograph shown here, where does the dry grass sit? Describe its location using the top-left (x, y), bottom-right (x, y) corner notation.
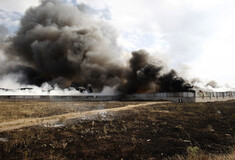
top-left (167, 149), bottom-right (235, 160)
top-left (0, 100), bottom-right (143, 122)
top-left (0, 101), bottom-right (78, 122)
top-left (0, 102), bottom-right (164, 132)
top-left (0, 100), bottom-right (234, 159)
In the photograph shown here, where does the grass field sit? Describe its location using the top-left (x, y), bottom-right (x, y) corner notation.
top-left (0, 101), bottom-right (144, 122)
top-left (0, 100), bottom-right (234, 159)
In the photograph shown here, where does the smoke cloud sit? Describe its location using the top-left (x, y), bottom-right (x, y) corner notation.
top-left (0, 25), bottom-right (8, 42)
top-left (2, 0), bottom-right (193, 94)
top-left (118, 50), bottom-right (193, 94)
top-left (206, 80), bottom-right (219, 89)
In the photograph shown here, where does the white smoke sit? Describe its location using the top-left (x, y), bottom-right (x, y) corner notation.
top-left (191, 78), bottom-right (235, 92)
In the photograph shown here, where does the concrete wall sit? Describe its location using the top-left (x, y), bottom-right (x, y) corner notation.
top-left (0, 91), bottom-right (235, 102)
top-left (195, 91), bottom-right (235, 102)
top-left (126, 91), bottom-right (235, 102)
top-left (123, 92), bottom-right (195, 102)
top-left (0, 95), bottom-right (121, 101)
top-left (0, 92), bottom-right (196, 102)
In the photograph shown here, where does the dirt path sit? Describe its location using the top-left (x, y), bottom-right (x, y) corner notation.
top-left (0, 101), bottom-right (169, 132)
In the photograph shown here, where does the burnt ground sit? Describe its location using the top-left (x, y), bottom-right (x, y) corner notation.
top-left (0, 101), bottom-right (234, 160)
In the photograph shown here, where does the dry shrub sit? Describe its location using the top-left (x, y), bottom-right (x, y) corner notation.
top-left (166, 149), bottom-right (235, 160)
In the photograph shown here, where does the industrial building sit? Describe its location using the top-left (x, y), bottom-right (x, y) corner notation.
top-left (0, 91), bottom-right (235, 102)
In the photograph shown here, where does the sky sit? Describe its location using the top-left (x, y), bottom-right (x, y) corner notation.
top-left (0, 0), bottom-right (235, 89)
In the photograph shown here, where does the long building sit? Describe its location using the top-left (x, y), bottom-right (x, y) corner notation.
top-left (0, 91), bottom-right (235, 102)
top-left (124, 91), bottom-right (235, 102)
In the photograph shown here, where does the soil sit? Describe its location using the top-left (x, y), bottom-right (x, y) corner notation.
top-left (0, 101), bottom-right (234, 160)
top-left (0, 102), bottom-right (165, 132)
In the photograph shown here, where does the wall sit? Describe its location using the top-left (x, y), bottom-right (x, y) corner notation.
top-left (0, 92), bottom-right (196, 102)
top-left (0, 91), bottom-right (235, 102)
top-left (123, 92), bottom-right (195, 102)
top-left (195, 91), bottom-right (235, 102)
top-left (0, 95), bottom-right (121, 101)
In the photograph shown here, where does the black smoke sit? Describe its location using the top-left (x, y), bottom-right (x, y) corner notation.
top-left (4, 0), bottom-right (193, 94)
top-left (118, 50), bottom-right (193, 94)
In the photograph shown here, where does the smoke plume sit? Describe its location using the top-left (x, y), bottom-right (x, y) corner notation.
top-left (2, 0), bottom-right (193, 94)
top-left (0, 25), bottom-right (8, 42)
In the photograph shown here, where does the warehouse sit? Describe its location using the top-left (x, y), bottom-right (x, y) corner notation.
top-left (0, 91), bottom-right (235, 102)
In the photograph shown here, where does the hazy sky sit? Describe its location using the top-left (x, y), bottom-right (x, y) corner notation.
top-left (0, 0), bottom-right (235, 88)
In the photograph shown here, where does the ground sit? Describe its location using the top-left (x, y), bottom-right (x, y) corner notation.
top-left (0, 100), bottom-right (234, 160)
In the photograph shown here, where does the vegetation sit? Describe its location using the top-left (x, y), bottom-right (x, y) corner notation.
top-left (0, 100), bottom-right (234, 159)
top-left (0, 101), bottom-right (142, 122)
